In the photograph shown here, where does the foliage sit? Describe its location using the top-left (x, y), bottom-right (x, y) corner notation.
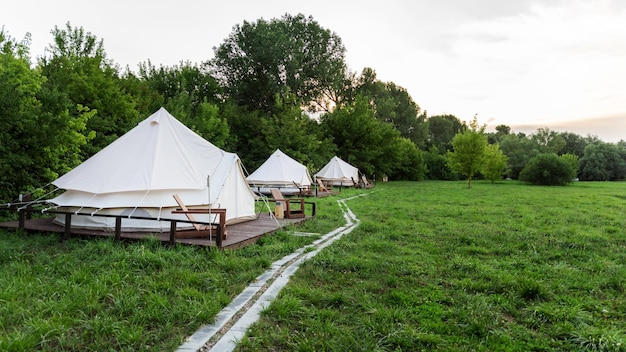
top-left (447, 116), bottom-right (487, 188)
top-left (579, 142), bottom-right (626, 181)
top-left (500, 134), bottom-right (540, 179)
top-left (388, 137), bottom-right (426, 181)
top-left (0, 30), bottom-right (91, 202)
top-left (355, 68), bottom-right (428, 148)
top-left (38, 22), bottom-right (139, 158)
top-left (261, 93), bottom-right (335, 171)
top-left (560, 153), bottom-right (579, 179)
top-left (531, 127), bottom-right (566, 154)
top-left (210, 13), bottom-right (347, 113)
top-left (427, 114), bottom-right (464, 152)
top-left (519, 153), bottom-right (574, 186)
top-left (481, 144), bottom-right (508, 183)
top-left (423, 146), bottom-right (456, 180)
top-left (321, 96), bottom-right (402, 179)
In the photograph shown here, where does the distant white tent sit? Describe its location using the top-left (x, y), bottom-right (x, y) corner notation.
top-left (314, 156), bottom-right (360, 186)
top-left (47, 107), bottom-right (257, 231)
top-left (246, 149), bottom-right (312, 194)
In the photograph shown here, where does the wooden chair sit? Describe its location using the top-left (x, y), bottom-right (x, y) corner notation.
top-left (171, 194), bottom-right (227, 239)
top-left (270, 188), bottom-right (305, 219)
top-left (361, 175), bottom-right (373, 189)
top-left (293, 181), bottom-right (313, 196)
top-left (316, 178), bottom-right (330, 192)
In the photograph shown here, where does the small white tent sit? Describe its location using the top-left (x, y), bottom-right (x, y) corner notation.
top-left (314, 156), bottom-right (360, 186)
top-left (48, 107), bottom-right (257, 231)
top-left (246, 149), bottom-right (312, 194)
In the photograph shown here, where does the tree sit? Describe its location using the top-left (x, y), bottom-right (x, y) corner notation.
top-left (519, 153), bottom-right (574, 186)
top-left (389, 137), bottom-right (427, 181)
top-left (447, 116), bottom-right (487, 188)
top-left (321, 96), bottom-right (400, 178)
top-left (423, 146), bottom-right (455, 180)
top-left (531, 127), bottom-right (566, 154)
top-left (481, 144), bottom-right (508, 183)
top-left (500, 134), bottom-right (539, 179)
top-left (428, 114), bottom-right (464, 152)
top-left (39, 22), bottom-right (138, 158)
top-left (0, 29), bottom-right (90, 201)
top-left (210, 13), bottom-right (347, 113)
top-left (354, 68), bottom-right (428, 148)
top-left (560, 153), bottom-right (579, 180)
top-left (579, 142), bottom-right (626, 181)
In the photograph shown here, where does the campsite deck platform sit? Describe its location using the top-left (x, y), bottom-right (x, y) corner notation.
top-left (0, 213), bottom-right (310, 250)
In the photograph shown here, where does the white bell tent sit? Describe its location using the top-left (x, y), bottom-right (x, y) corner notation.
top-left (314, 156), bottom-right (360, 186)
top-left (246, 149), bottom-right (312, 194)
top-left (48, 107), bottom-right (257, 231)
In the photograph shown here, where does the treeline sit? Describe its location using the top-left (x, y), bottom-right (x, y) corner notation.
top-left (1, 15), bottom-right (625, 202)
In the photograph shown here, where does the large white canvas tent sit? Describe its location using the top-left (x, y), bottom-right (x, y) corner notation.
top-left (314, 156), bottom-right (360, 186)
top-left (246, 149), bottom-right (312, 194)
top-left (47, 107), bottom-right (257, 231)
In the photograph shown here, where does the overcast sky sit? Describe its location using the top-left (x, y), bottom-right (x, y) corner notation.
top-left (2, 0), bottom-right (625, 142)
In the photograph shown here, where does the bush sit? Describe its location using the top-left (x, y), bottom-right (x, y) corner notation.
top-left (519, 153), bottom-right (574, 186)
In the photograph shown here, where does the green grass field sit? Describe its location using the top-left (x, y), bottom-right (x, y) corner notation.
top-left (1, 181), bottom-right (625, 351)
top-left (237, 181), bottom-right (626, 351)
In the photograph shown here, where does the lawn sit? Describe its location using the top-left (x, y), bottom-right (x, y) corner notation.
top-left (1, 181), bottom-right (625, 351)
top-left (237, 181), bottom-right (626, 351)
top-left (0, 194), bottom-right (344, 351)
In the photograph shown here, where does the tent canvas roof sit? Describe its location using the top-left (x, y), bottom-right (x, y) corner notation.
top-left (52, 107), bottom-right (224, 195)
top-left (246, 149), bottom-right (312, 187)
top-left (314, 156), bottom-right (359, 185)
top-left (49, 107), bottom-right (257, 227)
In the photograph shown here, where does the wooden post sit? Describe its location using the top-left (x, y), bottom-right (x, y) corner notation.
top-left (114, 217), bottom-right (122, 242)
top-left (24, 194), bottom-right (32, 220)
top-left (169, 220), bottom-right (177, 245)
top-left (216, 222), bottom-right (222, 248)
top-left (18, 208), bottom-right (25, 230)
top-left (311, 202), bottom-right (316, 217)
top-left (63, 213), bottom-right (72, 240)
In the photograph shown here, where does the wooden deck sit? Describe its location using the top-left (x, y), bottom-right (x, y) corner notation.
top-left (0, 213), bottom-right (310, 250)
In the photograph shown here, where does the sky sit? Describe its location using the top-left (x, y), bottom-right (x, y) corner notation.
top-left (2, 0), bottom-right (625, 142)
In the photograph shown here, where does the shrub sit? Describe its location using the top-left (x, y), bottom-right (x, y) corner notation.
top-left (519, 153), bottom-right (573, 186)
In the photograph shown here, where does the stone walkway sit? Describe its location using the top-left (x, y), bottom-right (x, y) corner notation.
top-left (176, 194), bottom-right (364, 352)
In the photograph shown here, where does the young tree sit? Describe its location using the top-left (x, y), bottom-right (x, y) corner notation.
top-left (447, 116), bottom-right (487, 188)
top-left (481, 144), bottom-right (508, 183)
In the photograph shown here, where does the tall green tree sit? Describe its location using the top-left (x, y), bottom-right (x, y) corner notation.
top-left (447, 116), bottom-right (487, 188)
top-left (579, 142), bottom-right (626, 181)
top-left (0, 29), bottom-right (90, 201)
top-left (39, 22), bottom-right (138, 158)
top-left (210, 13), bottom-right (347, 113)
top-left (355, 68), bottom-right (428, 148)
top-left (531, 127), bottom-right (566, 154)
top-left (321, 96), bottom-right (399, 178)
top-left (427, 114), bottom-right (464, 152)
